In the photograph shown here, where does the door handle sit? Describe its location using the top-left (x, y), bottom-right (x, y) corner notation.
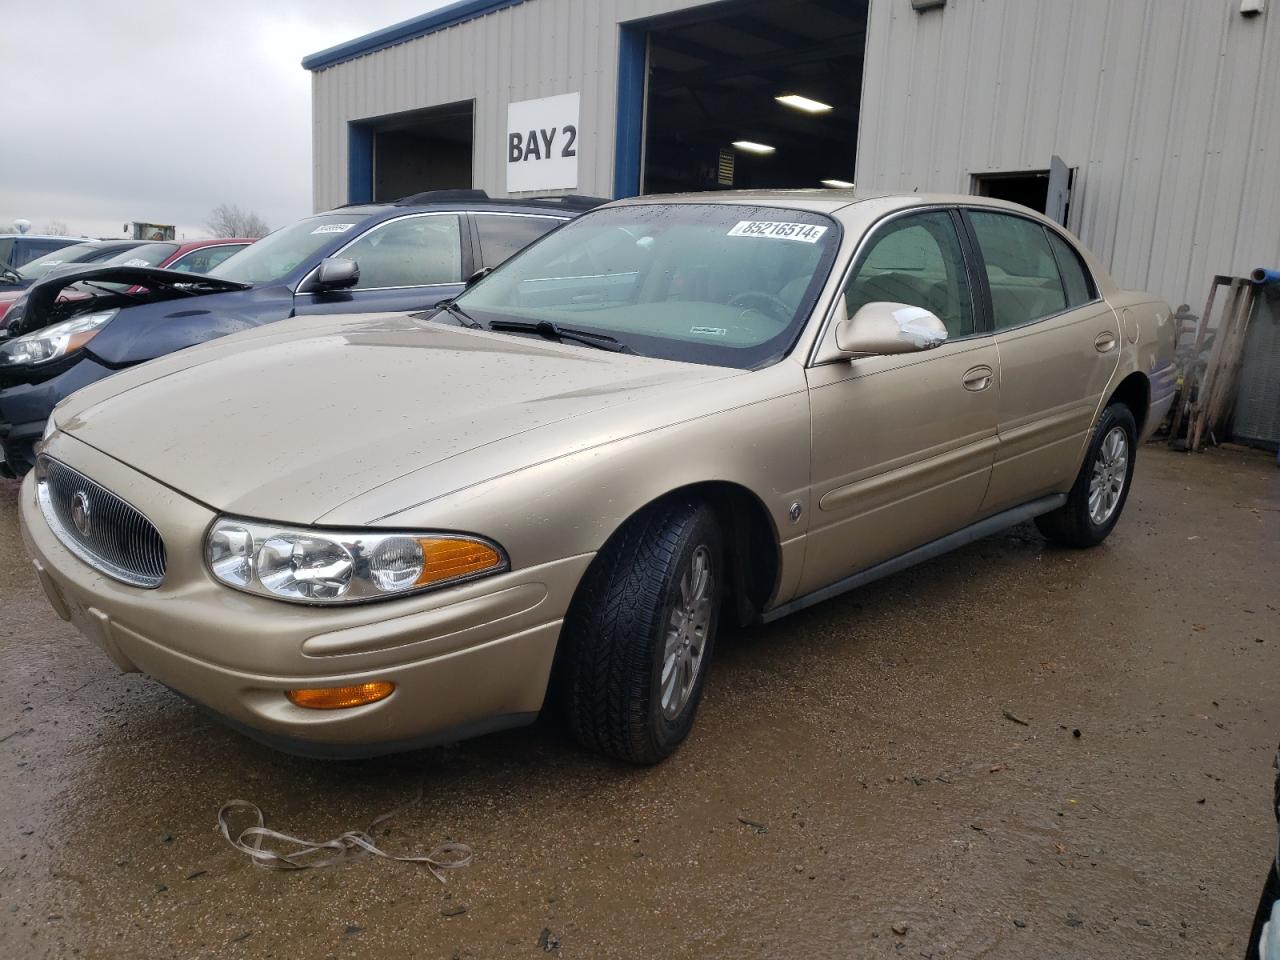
top-left (1094, 331), bottom-right (1118, 353)
top-left (962, 365), bottom-right (993, 391)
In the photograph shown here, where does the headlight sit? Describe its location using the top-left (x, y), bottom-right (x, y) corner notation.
top-left (0, 309), bottom-right (117, 367)
top-left (205, 517), bottom-right (508, 604)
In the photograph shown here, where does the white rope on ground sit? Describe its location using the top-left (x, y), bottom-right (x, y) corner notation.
top-left (217, 788), bottom-right (473, 881)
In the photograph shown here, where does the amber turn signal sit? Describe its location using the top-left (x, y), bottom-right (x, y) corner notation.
top-left (414, 537), bottom-right (503, 587)
top-left (286, 681), bottom-right (395, 710)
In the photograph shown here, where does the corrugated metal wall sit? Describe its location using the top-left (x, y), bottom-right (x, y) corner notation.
top-left (312, 0), bottom-right (1279, 311)
top-left (856, 0), bottom-right (1280, 311)
top-left (310, 0), bottom-right (717, 211)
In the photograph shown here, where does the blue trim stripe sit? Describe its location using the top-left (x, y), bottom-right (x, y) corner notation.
top-left (613, 25), bottom-right (646, 199)
top-left (348, 123), bottom-right (374, 203)
top-left (303, 0), bottom-right (529, 71)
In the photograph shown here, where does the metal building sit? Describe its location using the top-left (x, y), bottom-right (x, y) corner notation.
top-left (304, 0), bottom-right (1280, 310)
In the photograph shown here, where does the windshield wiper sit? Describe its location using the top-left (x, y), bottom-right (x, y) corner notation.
top-left (487, 319), bottom-right (630, 353)
top-left (433, 299), bottom-right (482, 328)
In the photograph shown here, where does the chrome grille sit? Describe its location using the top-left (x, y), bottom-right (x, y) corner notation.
top-left (36, 456), bottom-right (166, 588)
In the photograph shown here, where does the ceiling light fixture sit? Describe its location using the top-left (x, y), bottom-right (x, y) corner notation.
top-left (732, 140), bottom-right (776, 155)
top-left (821, 179), bottom-right (855, 189)
top-left (775, 94), bottom-right (834, 114)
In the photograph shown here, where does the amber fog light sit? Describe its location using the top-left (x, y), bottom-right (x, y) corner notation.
top-left (286, 682), bottom-right (395, 710)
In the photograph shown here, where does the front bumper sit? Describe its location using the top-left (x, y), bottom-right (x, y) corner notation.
top-left (19, 438), bottom-right (592, 757)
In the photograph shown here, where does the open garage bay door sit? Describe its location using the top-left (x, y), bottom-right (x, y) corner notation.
top-left (640, 0), bottom-right (868, 194)
top-left (358, 101), bottom-right (474, 202)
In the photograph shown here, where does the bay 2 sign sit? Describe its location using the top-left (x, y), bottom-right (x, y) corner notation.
top-left (507, 93), bottom-right (579, 193)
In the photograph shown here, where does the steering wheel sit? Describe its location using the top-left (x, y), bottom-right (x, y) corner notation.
top-left (728, 290), bottom-right (792, 323)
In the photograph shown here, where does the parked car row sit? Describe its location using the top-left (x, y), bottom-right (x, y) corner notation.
top-left (0, 239), bottom-right (151, 324)
top-left (0, 191), bottom-right (605, 476)
top-left (17, 189), bottom-right (1177, 764)
top-left (0, 238), bottom-right (253, 329)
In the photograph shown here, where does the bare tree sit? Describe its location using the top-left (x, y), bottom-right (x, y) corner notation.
top-left (205, 203), bottom-right (270, 238)
top-left (40, 220), bottom-right (71, 236)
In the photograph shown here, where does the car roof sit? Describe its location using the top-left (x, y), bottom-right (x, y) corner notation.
top-left (607, 189), bottom-right (1057, 220)
top-left (324, 190), bottom-right (609, 221)
top-left (0, 234), bottom-right (85, 241)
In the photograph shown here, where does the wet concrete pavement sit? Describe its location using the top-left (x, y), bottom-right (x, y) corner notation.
top-left (1, 444), bottom-right (1277, 959)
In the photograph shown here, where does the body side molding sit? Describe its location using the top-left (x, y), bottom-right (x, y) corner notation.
top-left (761, 494), bottom-right (1067, 623)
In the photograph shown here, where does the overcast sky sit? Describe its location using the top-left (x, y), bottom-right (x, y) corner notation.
top-left (0, 1), bottom-right (450, 240)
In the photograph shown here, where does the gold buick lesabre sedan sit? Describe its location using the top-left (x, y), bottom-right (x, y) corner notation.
top-left (20, 191), bottom-right (1177, 762)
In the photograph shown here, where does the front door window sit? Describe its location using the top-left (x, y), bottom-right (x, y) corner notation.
top-left (843, 211), bottom-right (974, 339)
top-left (341, 215), bottom-right (463, 289)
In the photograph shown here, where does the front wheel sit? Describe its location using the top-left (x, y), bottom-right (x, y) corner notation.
top-left (559, 498), bottom-right (723, 764)
top-left (1035, 401), bottom-right (1138, 548)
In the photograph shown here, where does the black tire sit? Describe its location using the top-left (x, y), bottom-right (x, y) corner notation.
top-left (559, 497), bottom-right (723, 764)
top-left (1035, 401), bottom-right (1138, 548)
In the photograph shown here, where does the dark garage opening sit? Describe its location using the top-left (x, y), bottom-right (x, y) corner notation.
top-left (972, 171), bottom-right (1051, 213)
top-left (370, 101), bottom-right (474, 201)
top-left (641, 0), bottom-right (868, 194)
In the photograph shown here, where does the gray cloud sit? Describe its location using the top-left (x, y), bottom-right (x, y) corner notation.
top-left (0, 1), bottom-right (446, 239)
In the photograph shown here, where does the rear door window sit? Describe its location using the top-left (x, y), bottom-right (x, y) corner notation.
top-left (968, 211), bottom-right (1069, 330)
top-left (340, 215), bottom-right (462, 289)
top-left (474, 215), bottom-right (564, 269)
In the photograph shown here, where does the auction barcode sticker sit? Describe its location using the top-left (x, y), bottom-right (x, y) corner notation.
top-left (311, 223), bottom-right (357, 235)
top-left (728, 221), bottom-right (828, 243)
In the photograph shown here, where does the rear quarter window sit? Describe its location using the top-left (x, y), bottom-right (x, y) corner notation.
top-left (475, 215), bottom-right (564, 269)
top-left (1046, 230), bottom-right (1096, 307)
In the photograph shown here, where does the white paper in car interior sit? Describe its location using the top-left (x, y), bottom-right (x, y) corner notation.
top-left (122, 258), bottom-right (150, 267)
top-left (727, 221), bottom-right (827, 243)
top-left (311, 223), bottom-right (356, 235)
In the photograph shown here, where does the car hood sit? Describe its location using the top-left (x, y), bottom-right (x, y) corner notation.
top-left (55, 313), bottom-right (743, 523)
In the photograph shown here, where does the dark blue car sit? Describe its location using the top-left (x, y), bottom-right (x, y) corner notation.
top-left (0, 191), bottom-right (601, 476)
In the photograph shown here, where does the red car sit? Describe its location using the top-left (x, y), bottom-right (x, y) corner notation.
top-left (0, 238), bottom-right (253, 329)
top-left (111, 238), bottom-right (255, 277)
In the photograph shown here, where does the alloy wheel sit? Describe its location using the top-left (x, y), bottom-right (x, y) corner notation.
top-left (660, 545), bottom-right (713, 720)
top-left (1088, 425), bottom-right (1129, 525)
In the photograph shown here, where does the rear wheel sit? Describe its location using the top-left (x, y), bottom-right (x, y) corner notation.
top-left (559, 498), bottom-right (723, 764)
top-left (1035, 401), bottom-right (1138, 548)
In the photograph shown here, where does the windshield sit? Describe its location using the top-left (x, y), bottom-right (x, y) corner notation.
top-left (102, 242), bottom-right (180, 268)
top-left (453, 203), bottom-right (840, 368)
top-left (16, 242), bottom-right (102, 280)
top-left (210, 214), bottom-right (366, 284)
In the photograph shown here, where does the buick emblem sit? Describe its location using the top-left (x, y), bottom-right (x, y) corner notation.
top-left (71, 491), bottom-right (92, 537)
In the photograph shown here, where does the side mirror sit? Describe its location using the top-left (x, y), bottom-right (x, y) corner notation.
top-left (465, 266), bottom-right (493, 289)
top-left (834, 301), bottom-right (948, 357)
top-left (314, 257), bottom-right (359, 291)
